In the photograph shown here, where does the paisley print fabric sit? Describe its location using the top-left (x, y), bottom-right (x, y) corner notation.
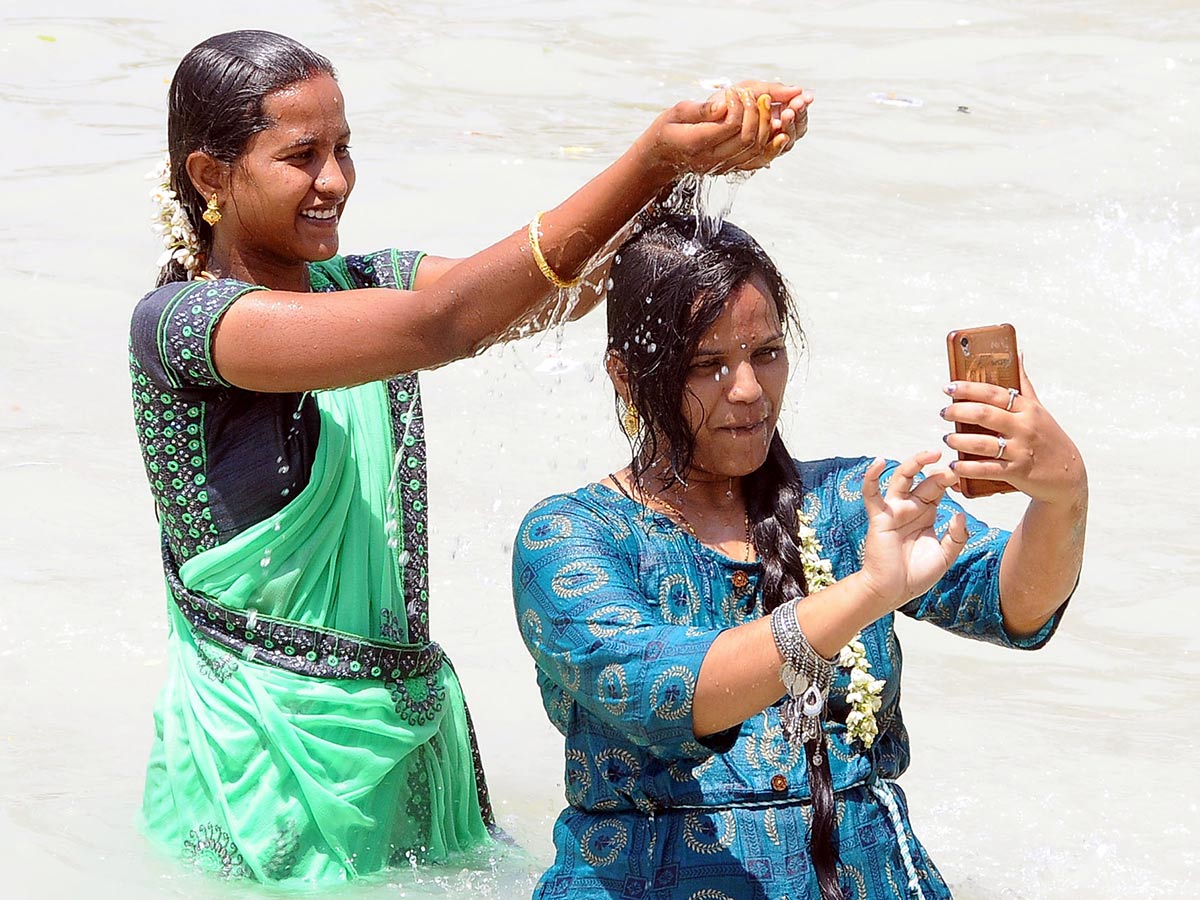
top-left (513, 456), bottom-right (1065, 898)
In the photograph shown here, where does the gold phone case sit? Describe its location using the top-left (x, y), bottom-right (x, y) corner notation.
top-left (946, 324), bottom-right (1020, 498)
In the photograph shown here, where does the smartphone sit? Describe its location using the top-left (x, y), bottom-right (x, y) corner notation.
top-left (946, 324), bottom-right (1020, 498)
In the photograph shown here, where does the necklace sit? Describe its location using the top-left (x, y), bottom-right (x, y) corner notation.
top-left (608, 473), bottom-right (754, 568)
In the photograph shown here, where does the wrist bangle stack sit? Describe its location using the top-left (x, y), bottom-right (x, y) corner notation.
top-left (770, 598), bottom-right (835, 764)
top-left (528, 211), bottom-right (582, 290)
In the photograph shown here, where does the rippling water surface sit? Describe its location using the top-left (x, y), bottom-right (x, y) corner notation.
top-left (1, 2), bottom-right (1197, 897)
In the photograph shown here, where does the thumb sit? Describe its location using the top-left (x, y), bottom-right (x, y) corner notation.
top-left (694, 89), bottom-right (733, 124)
top-left (1018, 352), bottom-right (1040, 404)
top-left (939, 512), bottom-right (969, 566)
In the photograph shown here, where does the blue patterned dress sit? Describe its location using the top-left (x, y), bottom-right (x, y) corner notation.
top-left (511, 456), bottom-right (1064, 900)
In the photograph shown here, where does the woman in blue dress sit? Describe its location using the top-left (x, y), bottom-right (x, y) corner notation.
top-left (511, 210), bottom-right (1087, 899)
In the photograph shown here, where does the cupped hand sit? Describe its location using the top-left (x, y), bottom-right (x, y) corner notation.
top-left (941, 357), bottom-right (1087, 507)
top-left (641, 81), bottom-right (812, 178)
top-left (858, 452), bottom-right (969, 613)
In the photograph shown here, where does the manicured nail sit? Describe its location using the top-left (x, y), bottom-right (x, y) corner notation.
top-left (945, 383), bottom-right (957, 395)
top-left (949, 460), bottom-right (957, 471)
top-left (941, 433), bottom-right (950, 444)
top-left (939, 407), bottom-right (948, 419)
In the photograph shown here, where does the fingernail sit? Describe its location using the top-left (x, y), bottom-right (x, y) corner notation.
top-left (949, 461), bottom-right (957, 471)
top-left (939, 407), bottom-right (948, 419)
top-left (941, 433), bottom-right (950, 445)
top-left (945, 383), bottom-right (957, 395)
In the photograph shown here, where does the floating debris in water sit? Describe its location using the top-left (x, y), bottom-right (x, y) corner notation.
top-left (869, 92), bottom-right (924, 108)
top-left (957, 105), bottom-right (971, 114)
top-left (559, 146), bottom-right (594, 159)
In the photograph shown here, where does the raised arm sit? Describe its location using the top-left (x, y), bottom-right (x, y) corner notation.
top-left (692, 452), bottom-right (968, 737)
top-left (941, 357), bottom-right (1088, 636)
top-left (213, 84), bottom-right (812, 392)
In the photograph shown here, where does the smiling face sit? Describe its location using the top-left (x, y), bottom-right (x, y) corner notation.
top-left (216, 72), bottom-right (354, 284)
top-left (679, 273), bottom-right (789, 481)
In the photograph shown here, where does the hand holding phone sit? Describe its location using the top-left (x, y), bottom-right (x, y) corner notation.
top-left (945, 324), bottom-right (1020, 498)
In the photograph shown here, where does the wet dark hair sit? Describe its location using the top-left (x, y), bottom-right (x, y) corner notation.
top-left (607, 210), bottom-right (846, 900)
top-left (156, 30), bottom-right (336, 286)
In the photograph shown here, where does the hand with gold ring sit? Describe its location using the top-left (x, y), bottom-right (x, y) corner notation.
top-left (940, 356), bottom-right (1087, 507)
top-left (647, 80), bottom-right (812, 177)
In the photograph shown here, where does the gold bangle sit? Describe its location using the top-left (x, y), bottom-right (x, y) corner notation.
top-left (528, 211), bottom-right (582, 290)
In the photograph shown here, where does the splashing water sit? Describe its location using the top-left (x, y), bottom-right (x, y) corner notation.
top-left (667, 171), bottom-right (753, 245)
top-left (495, 171), bottom-right (752, 358)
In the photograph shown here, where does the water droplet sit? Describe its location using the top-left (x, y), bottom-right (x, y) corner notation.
top-left (278, 465), bottom-right (290, 475)
top-left (647, 343), bottom-right (657, 353)
top-left (281, 488), bottom-right (290, 497)
top-left (606, 278), bottom-right (614, 290)
top-left (397, 550), bottom-right (410, 567)
top-left (259, 555), bottom-right (271, 569)
top-left (274, 522), bottom-right (282, 532)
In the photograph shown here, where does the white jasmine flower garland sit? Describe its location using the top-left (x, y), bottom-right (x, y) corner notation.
top-left (147, 153), bottom-right (206, 280)
top-left (796, 511), bottom-right (885, 748)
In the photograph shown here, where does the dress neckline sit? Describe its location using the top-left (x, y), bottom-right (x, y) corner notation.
top-left (590, 480), bottom-right (764, 570)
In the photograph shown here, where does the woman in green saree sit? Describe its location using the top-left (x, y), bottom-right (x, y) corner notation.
top-left (130, 29), bottom-right (810, 887)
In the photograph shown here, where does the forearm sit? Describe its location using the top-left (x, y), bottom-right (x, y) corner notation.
top-left (693, 572), bottom-right (879, 737)
top-left (214, 146), bottom-right (671, 391)
top-left (998, 476), bottom-right (1088, 637)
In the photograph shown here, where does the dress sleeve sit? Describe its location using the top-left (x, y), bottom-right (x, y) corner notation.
top-left (845, 459), bottom-right (1066, 650)
top-left (130, 279), bottom-right (266, 391)
top-left (512, 495), bottom-right (732, 762)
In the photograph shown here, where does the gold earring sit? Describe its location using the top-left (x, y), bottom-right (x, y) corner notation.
top-left (202, 193), bottom-right (222, 226)
top-left (622, 403), bottom-right (640, 438)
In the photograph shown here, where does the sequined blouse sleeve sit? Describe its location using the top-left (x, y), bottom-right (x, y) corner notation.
top-left (832, 457), bottom-right (1065, 650)
top-left (512, 491), bottom-right (733, 763)
top-left (130, 279), bottom-right (267, 392)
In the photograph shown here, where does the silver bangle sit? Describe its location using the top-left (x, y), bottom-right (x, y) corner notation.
top-left (770, 599), bottom-right (834, 758)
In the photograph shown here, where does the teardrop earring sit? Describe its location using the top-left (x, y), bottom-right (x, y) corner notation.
top-left (621, 403), bottom-right (640, 438)
top-left (202, 193), bottom-right (222, 226)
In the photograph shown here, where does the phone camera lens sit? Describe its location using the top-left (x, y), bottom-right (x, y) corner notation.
top-left (960, 336), bottom-right (971, 356)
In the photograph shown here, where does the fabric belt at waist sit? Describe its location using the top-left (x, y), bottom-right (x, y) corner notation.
top-left (162, 540), bottom-right (443, 682)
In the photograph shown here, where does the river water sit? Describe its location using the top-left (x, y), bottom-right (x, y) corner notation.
top-left (1, 1), bottom-right (1197, 898)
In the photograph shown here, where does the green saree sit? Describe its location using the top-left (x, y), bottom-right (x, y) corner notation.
top-left (137, 255), bottom-right (494, 886)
